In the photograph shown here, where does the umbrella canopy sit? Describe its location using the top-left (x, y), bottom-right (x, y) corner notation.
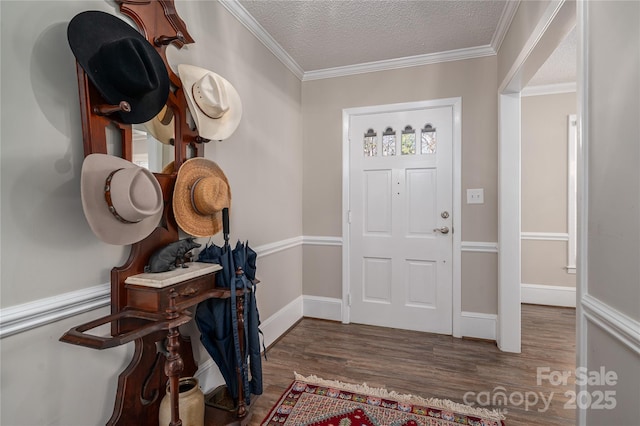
top-left (195, 209), bottom-right (262, 406)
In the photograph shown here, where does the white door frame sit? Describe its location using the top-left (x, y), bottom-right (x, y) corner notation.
top-left (497, 0), bottom-right (576, 352)
top-left (342, 97), bottom-right (462, 337)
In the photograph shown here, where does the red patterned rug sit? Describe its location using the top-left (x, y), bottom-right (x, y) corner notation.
top-left (261, 374), bottom-right (505, 426)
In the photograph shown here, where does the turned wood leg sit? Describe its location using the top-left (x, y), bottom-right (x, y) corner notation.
top-left (165, 290), bottom-right (184, 426)
top-left (165, 327), bottom-right (184, 426)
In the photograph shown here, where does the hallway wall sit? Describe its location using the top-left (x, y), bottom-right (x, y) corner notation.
top-left (0, 1), bottom-right (303, 424)
top-left (521, 91), bottom-right (577, 302)
top-left (302, 56), bottom-right (500, 315)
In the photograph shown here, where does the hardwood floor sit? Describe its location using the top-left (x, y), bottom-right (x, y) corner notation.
top-left (248, 304), bottom-right (576, 426)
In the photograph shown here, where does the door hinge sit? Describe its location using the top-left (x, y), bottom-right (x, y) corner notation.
top-left (348, 210), bottom-right (352, 224)
top-left (348, 293), bottom-right (352, 306)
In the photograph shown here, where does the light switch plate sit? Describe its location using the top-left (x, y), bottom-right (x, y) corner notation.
top-left (467, 188), bottom-right (484, 204)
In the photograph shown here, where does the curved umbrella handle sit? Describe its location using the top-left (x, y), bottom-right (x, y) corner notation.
top-left (223, 208), bottom-right (230, 245)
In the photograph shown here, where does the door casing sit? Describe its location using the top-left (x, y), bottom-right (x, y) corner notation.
top-left (497, 0), bottom-right (576, 353)
top-left (341, 97), bottom-right (462, 337)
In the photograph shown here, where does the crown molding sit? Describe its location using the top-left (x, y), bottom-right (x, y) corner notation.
top-left (491, 0), bottom-right (521, 53)
top-left (218, 0), bottom-right (304, 80)
top-left (521, 82), bottom-right (577, 97)
top-left (303, 45), bottom-right (496, 81)
top-left (220, 0), bottom-right (503, 82)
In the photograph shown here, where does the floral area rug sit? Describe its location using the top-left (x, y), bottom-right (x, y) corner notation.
top-left (261, 373), bottom-right (505, 426)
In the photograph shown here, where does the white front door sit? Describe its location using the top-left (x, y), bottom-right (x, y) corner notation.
top-left (348, 104), bottom-right (454, 334)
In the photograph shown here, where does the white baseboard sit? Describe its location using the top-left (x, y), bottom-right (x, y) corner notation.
top-left (260, 295), bottom-right (304, 349)
top-left (521, 283), bottom-right (576, 307)
top-left (195, 295), bottom-right (304, 394)
top-left (194, 359), bottom-right (225, 394)
top-left (303, 296), bottom-right (342, 321)
top-left (460, 311), bottom-right (497, 340)
top-left (301, 298), bottom-right (497, 341)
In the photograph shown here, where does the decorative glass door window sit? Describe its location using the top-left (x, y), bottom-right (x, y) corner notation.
top-left (363, 124), bottom-right (435, 157)
top-left (421, 124), bottom-right (436, 154)
top-left (382, 127), bottom-right (396, 156)
top-left (401, 125), bottom-right (416, 155)
top-left (363, 128), bottom-right (377, 157)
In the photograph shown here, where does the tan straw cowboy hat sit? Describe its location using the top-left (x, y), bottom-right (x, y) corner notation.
top-left (178, 64), bottom-right (242, 141)
top-left (81, 153), bottom-right (163, 245)
top-left (173, 157), bottom-right (231, 237)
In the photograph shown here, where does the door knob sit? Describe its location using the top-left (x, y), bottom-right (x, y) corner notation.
top-left (433, 226), bottom-right (450, 234)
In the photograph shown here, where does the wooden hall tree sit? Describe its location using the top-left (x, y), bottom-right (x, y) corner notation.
top-left (59, 1), bottom-right (251, 425)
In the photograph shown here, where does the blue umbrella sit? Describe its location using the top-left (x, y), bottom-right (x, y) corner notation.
top-left (195, 209), bottom-right (262, 406)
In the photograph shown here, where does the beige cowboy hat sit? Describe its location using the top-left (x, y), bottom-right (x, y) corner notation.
top-left (143, 105), bottom-right (175, 145)
top-left (173, 157), bottom-right (231, 237)
top-left (178, 64), bottom-right (242, 141)
top-left (81, 153), bottom-right (163, 245)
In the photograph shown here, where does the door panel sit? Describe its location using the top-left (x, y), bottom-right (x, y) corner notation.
top-left (406, 168), bottom-right (436, 235)
top-left (349, 105), bottom-right (453, 334)
top-left (363, 257), bottom-right (392, 303)
top-left (364, 170), bottom-right (392, 234)
top-left (405, 260), bottom-right (437, 307)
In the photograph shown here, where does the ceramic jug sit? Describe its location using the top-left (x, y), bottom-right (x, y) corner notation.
top-left (158, 377), bottom-right (205, 426)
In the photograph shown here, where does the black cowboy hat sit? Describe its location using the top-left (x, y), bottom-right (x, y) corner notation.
top-left (67, 10), bottom-right (169, 124)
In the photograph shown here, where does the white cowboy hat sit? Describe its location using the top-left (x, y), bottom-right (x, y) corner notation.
top-left (143, 105), bottom-right (175, 145)
top-left (173, 157), bottom-right (231, 237)
top-left (178, 64), bottom-right (242, 141)
top-left (81, 153), bottom-right (163, 245)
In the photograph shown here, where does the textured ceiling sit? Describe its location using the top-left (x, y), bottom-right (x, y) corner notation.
top-left (527, 26), bottom-right (577, 87)
top-left (231, 0), bottom-right (575, 85)
top-left (238, 0), bottom-right (508, 71)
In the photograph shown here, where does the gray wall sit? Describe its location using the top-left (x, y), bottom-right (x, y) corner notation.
top-left (0, 1), bottom-right (302, 424)
top-left (521, 92), bottom-right (577, 288)
top-left (580, 1), bottom-right (640, 424)
top-left (301, 56), bottom-right (500, 314)
top-left (5, 1), bottom-right (638, 424)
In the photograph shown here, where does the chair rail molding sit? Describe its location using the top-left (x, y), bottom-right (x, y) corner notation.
top-left (521, 231), bottom-right (569, 241)
top-left (581, 294), bottom-right (640, 355)
top-left (0, 284), bottom-right (110, 339)
top-left (0, 235), bottom-right (326, 338)
top-left (461, 241), bottom-right (499, 253)
top-left (2, 235), bottom-right (508, 338)
top-left (254, 236), bottom-right (304, 257)
top-left (302, 236), bottom-right (343, 246)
